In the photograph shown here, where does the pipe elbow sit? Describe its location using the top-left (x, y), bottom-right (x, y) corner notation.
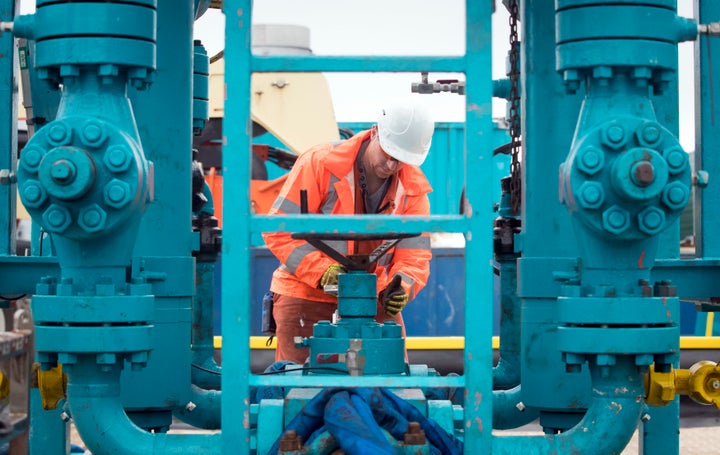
top-left (492, 382), bottom-right (643, 454)
top-left (493, 356), bottom-right (521, 390)
top-left (68, 363), bottom-right (220, 455)
top-left (191, 353), bottom-right (222, 389)
top-left (71, 392), bottom-right (221, 454)
top-left (493, 386), bottom-right (538, 430)
top-left (173, 385), bottom-right (222, 430)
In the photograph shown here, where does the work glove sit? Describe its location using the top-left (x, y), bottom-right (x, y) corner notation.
top-left (381, 274), bottom-right (408, 317)
top-left (319, 263), bottom-right (345, 287)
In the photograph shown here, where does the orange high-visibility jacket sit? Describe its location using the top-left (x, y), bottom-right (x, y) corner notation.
top-left (263, 129), bottom-right (433, 303)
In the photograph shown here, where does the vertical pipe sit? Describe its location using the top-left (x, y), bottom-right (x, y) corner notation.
top-left (0, 0), bottom-right (17, 256)
top-left (124, 0), bottom-right (194, 413)
top-left (519, 0), bottom-right (587, 413)
top-left (222, 0), bottom-right (253, 453)
top-left (694, 0), bottom-right (720, 258)
top-left (641, 401), bottom-right (680, 455)
top-left (132, 0), bottom-right (194, 257)
top-left (642, 5), bottom-right (683, 450)
top-left (654, 59), bottom-right (682, 261)
top-left (29, 391), bottom-right (68, 455)
top-left (191, 260), bottom-right (222, 388)
top-left (464, 0), bottom-right (494, 451)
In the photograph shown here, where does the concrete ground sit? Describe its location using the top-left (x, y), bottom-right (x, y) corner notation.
top-left (497, 416), bottom-right (720, 455)
top-left (70, 415), bottom-right (720, 454)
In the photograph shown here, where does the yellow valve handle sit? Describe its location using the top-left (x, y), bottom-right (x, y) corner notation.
top-left (35, 363), bottom-right (67, 410)
top-left (645, 361), bottom-right (720, 408)
top-left (687, 360), bottom-right (720, 408)
top-left (645, 364), bottom-right (677, 406)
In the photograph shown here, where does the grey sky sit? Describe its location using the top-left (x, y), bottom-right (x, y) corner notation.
top-left (196, 1), bottom-right (696, 151)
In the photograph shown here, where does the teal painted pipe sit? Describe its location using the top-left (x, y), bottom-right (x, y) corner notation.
top-left (492, 259), bottom-right (520, 388)
top-left (69, 360), bottom-right (221, 454)
top-left (492, 386), bottom-right (539, 430)
top-left (20, 40), bottom-right (61, 133)
top-left (518, 0), bottom-right (587, 413)
top-left (191, 260), bottom-right (221, 388)
top-left (123, 0), bottom-right (195, 410)
top-left (492, 358), bottom-right (643, 454)
top-left (694, 0), bottom-right (720, 258)
top-left (461, 0), bottom-right (495, 451)
top-left (29, 389), bottom-right (68, 455)
top-left (493, 178), bottom-right (521, 389)
top-left (0, 0), bottom-right (17, 256)
top-left (221, 0), bottom-right (254, 451)
top-left (198, 181), bottom-right (215, 217)
top-left (641, 399), bottom-right (679, 455)
top-left (173, 385), bottom-right (221, 430)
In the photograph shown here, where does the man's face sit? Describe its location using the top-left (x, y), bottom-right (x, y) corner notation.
top-left (368, 127), bottom-right (404, 179)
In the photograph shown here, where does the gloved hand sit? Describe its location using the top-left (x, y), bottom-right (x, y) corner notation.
top-left (319, 263), bottom-right (346, 287)
top-left (381, 274), bottom-right (408, 317)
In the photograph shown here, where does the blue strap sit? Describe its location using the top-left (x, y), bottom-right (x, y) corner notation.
top-left (267, 387), bottom-right (463, 455)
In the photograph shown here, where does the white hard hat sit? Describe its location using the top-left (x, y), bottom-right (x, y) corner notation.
top-left (377, 99), bottom-right (434, 166)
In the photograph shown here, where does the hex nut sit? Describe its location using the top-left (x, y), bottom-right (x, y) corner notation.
top-left (637, 207), bottom-right (666, 235)
top-left (635, 122), bottom-right (662, 147)
top-left (104, 145), bottom-right (132, 173)
top-left (21, 181), bottom-right (48, 208)
top-left (80, 121), bottom-right (107, 148)
top-left (602, 206), bottom-right (631, 235)
top-left (601, 123), bottom-right (628, 150)
top-left (577, 181), bottom-right (605, 210)
top-left (42, 204), bottom-right (72, 233)
top-left (104, 179), bottom-right (132, 209)
top-left (47, 122), bottom-right (72, 146)
top-left (663, 146), bottom-right (689, 175)
top-left (661, 182), bottom-right (690, 211)
top-left (20, 146), bottom-right (45, 173)
top-left (78, 204), bottom-right (108, 233)
top-left (576, 146), bottom-right (605, 176)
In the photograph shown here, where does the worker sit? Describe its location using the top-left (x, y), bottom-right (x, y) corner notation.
top-left (262, 99), bottom-right (435, 364)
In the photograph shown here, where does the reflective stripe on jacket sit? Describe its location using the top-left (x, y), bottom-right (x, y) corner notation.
top-left (262, 129), bottom-right (433, 303)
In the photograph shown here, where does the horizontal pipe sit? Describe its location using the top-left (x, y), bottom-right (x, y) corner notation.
top-left (250, 55), bottom-right (466, 73)
top-left (250, 214), bottom-right (469, 235)
top-left (248, 374), bottom-right (465, 389)
top-left (0, 255), bottom-right (59, 295)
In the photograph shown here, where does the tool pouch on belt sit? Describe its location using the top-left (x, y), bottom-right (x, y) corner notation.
top-left (261, 291), bottom-right (276, 346)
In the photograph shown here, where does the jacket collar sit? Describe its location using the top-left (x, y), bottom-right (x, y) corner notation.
top-left (323, 129), bottom-right (432, 196)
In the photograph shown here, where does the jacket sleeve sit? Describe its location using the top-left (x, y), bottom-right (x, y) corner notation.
top-left (262, 150), bottom-right (336, 288)
top-left (382, 193), bottom-right (432, 301)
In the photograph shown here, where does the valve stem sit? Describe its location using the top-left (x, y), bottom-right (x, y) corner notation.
top-left (699, 22), bottom-right (720, 36)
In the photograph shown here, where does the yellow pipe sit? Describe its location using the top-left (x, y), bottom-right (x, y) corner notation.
top-left (215, 335), bottom-right (720, 350)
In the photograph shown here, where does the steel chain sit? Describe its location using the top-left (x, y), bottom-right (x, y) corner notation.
top-left (508, 0), bottom-right (522, 215)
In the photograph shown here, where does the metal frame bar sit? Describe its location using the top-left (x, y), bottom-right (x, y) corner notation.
top-left (222, 1), bottom-right (494, 452)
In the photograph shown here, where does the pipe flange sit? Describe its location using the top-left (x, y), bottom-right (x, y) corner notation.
top-left (561, 117), bottom-right (691, 240)
top-left (17, 116), bottom-right (150, 239)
